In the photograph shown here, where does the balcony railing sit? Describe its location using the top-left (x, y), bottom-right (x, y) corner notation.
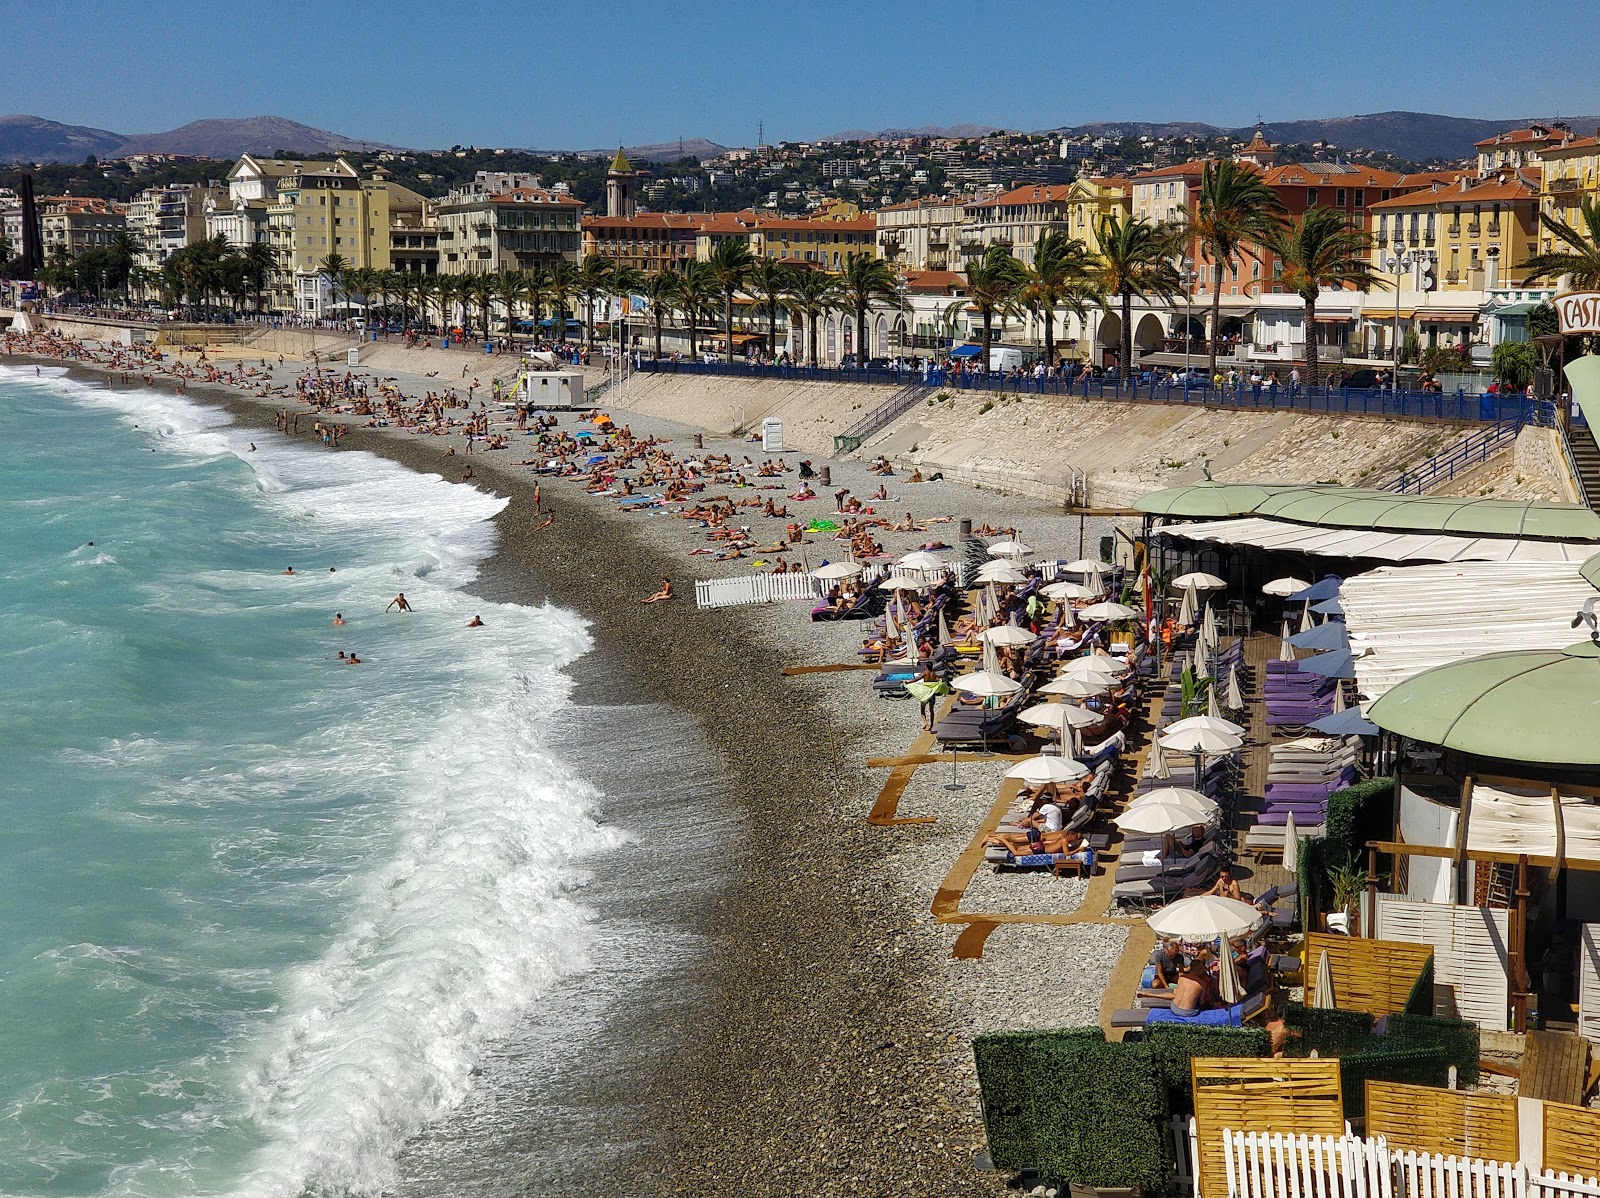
top-left (1467, 222), bottom-right (1481, 234)
top-left (1548, 177), bottom-right (1580, 193)
top-left (1446, 271), bottom-right (1461, 283)
top-left (1448, 223), bottom-right (1461, 235)
top-left (1487, 222), bottom-right (1501, 234)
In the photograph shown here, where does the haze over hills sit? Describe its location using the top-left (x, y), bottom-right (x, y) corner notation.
top-left (0, 114), bottom-right (397, 164)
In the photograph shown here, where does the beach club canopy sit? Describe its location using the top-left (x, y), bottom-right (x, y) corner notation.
top-left (981, 625), bottom-right (1037, 647)
top-left (811, 561), bottom-right (862, 579)
top-left (1164, 714), bottom-right (1247, 738)
top-left (1171, 571), bottom-right (1227, 591)
top-left (1134, 481), bottom-right (1290, 520)
top-left (1309, 707), bottom-right (1380, 737)
top-left (1287, 576), bottom-right (1344, 604)
top-left (953, 670), bottom-right (1023, 698)
top-left (1005, 755), bottom-right (1090, 785)
top-left (1263, 576), bottom-right (1312, 596)
top-left (1289, 621), bottom-right (1350, 652)
top-left (1147, 894), bottom-right (1265, 940)
top-left (1079, 601), bottom-right (1140, 622)
top-left (1366, 640), bottom-right (1600, 765)
top-left (1159, 726), bottom-right (1243, 755)
top-left (1044, 580), bottom-right (1099, 601)
top-left (1021, 701), bottom-right (1104, 729)
top-left (949, 343), bottom-right (984, 359)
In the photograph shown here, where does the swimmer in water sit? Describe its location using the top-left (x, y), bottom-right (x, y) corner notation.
top-left (332, 612), bottom-right (346, 626)
top-left (466, 615), bottom-right (484, 627)
top-left (283, 566), bottom-right (296, 575)
top-left (386, 592), bottom-right (412, 612)
top-left (347, 653), bottom-right (362, 664)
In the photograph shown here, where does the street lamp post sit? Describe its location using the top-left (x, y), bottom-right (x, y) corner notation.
top-left (1383, 242), bottom-right (1415, 392)
top-left (1181, 258), bottom-right (1200, 391)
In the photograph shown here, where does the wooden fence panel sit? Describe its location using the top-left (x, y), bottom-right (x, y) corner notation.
top-left (1192, 1059), bottom-right (1344, 1198)
top-left (1374, 896), bottom-right (1510, 1030)
top-left (1305, 934), bottom-right (1435, 1017)
top-left (1542, 1103), bottom-right (1600, 1178)
top-left (1365, 1082), bottom-right (1519, 1165)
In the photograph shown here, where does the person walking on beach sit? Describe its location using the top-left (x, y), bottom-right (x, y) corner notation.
top-left (532, 482), bottom-right (542, 513)
top-left (642, 576), bottom-right (674, 604)
top-left (386, 593), bottom-right (412, 613)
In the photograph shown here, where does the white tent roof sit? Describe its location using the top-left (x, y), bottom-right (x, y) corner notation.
top-left (1468, 781), bottom-right (1600, 866)
top-left (1340, 561), bottom-right (1600, 702)
top-left (1163, 517), bottom-right (1600, 565)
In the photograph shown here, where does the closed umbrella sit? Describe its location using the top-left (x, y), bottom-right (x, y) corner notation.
top-left (1005, 755), bottom-right (1089, 785)
top-left (1080, 601), bottom-right (1139, 622)
top-left (1299, 599), bottom-right (1315, 633)
top-left (1283, 810), bottom-right (1301, 873)
top-left (1147, 895), bottom-right (1264, 940)
top-left (1333, 681), bottom-right (1347, 712)
top-left (883, 606), bottom-right (900, 645)
top-left (1200, 601), bottom-right (1217, 648)
top-left (981, 624), bottom-right (1037, 647)
top-left (811, 560), bottom-right (862, 580)
top-left (1312, 949), bottom-right (1337, 1008)
top-left (1225, 663), bottom-right (1244, 711)
top-left (1262, 576), bottom-right (1310, 597)
top-left (1207, 685), bottom-right (1223, 720)
top-left (1193, 641), bottom-right (1211, 680)
top-left (937, 609), bottom-right (951, 648)
top-left (1278, 618), bottom-right (1295, 663)
top-left (1216, 941), bottom-right (1245, 1004)
top-left (953, 670), bottom-right (1022, 698)
top-left (1147, 733), bottom-right (1172, 780)
top-left (1177, 585), bottom-right (1197, 627)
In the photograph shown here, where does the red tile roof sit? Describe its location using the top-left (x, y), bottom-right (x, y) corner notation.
top-left (900, 269), bottom-right (966, 293)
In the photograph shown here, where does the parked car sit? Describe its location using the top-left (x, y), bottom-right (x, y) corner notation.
top-left (1169, 367), bottom-right (1210, 387)
top-left (1339, 368), bottom-right (1386, 389)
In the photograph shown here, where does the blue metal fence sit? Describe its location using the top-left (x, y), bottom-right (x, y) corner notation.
top-left (634, 358), bottom-right (1538, 425)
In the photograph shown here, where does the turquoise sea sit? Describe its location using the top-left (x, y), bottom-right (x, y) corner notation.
top-left (0, 366), bottom-right (639, 1196)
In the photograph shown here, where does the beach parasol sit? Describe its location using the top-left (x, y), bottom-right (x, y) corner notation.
top-left (987, 539), bottom-right (1033, 559)
top-left (1171, 572), bottom-right (1227, 592)
top-left (1262, 576), bottom-right (1310, 597)
top-left (1288, 621), bottom-right (1349, 652)
top-left (878, 574), bottom-right (929, 591)
top-left (1200, 602), bottom-right (1217, 647)
top-left (1041, 674), bottom-right (1108, 699)
top-left (1299, 599), bottom-right (1316, 633)
top-left (1286, 576), bottom-right (1343, 605)
top-left (1164, 715), bottom-right (1246, 738)
top-left (1300, 648), bottom-right (1356, 679)
top-left (811, 561), bottom-right (862, 580)
top-left (1005, 755), bottom-right (1089, 785)
top-left (981, 624), bottom-right (1037, 647)
top-left (1061, 654), bottom-right (1128, 678)
top-left (1311, 596), bottom-right (1345, 617)
top-left (1216, 941), bottom-right (1245, 1005)
top-left (977, 561), bottom-right (1029, 583)
top-left (898, 550), bottom-right (946, 572)
top-left (1283, 810), bottom-right (1301, 875)
top-left (1225, 663), bottom-right (1244, 711)
top-left (937, 609), bottom-right (951, 647)
top-left (1309, 707), bottom-right (1379, 737)
top-left (1159, 726), bottom-right (1243, 756)
top-left (953, 670), bottom-right (1022, 698)
top-left (1177, 585), bottom-right (1197, 627)
top-left (1115, 799), bottom-right (1216, 836)
top-left (1044, 580), bottom-right (1098, 602)
top-left (1147, 733), bottom-right (1171, 780)
top-left (1066, 557), bottom-right (1110, 591)
top-left (1206, 685), bottom-right (1223, 720)
top-left (1021, 701), bottom-right (1103, 730)
top-left (883, 606), bottom-right (900, 646)
top-left (1192, 641), bottom-right (1211, 680)
top-left (1332, 681), bottom-right (1347, 712)
top-left (1147, 895), bottom-right (1264, 940)
top-left (1278, 619), bottom-right (1295, 662)
top-left (1079, 601), bottom-right (1139, 622)
top-left (1311, 949), bottom-right (1337, 1008)
top-left (1130, 786), bottom-right (1218, 818)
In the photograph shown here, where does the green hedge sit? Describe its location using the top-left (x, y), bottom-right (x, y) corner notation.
top-left (1403, 957), bottom-right (1436, 1016)
top-left (1338, 1046), bottom-right (1453, 1118)
top-left (1283, 1004), bottom-right (1375, 1058)
top-left (1382, 1013), bottom-right (1480, 1087)
top-left (1323, 776), bottom-right (1394, 867)
top-left (972, 1027), bottom-right (1170, 1189)
top-left (1144, 1025), bottom-right (1273, 1116)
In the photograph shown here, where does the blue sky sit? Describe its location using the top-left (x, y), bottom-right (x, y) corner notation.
top-left (2, 0), bottom-right (1595, 149)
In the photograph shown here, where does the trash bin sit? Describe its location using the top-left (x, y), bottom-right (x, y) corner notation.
top-left (485, 341), bottom-right (495, 355)
top-left (442, 337), bottom-right (450, 349)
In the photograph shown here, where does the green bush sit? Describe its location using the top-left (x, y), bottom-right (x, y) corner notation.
top-left (1403, 957), bottom-right (1436, 1016)
top-left (1382, 1013), bottom-right (1480, 1087)
top-left (972, 1027), bottom-right (1055, 1169)
top-left (1028, 1032), bottom-right (1168, 1190)
top-left (1338, 1046), bottom-right (1453, 1118)
top-left (1283, 1004), bottom-right (1375, 1058)
top-left (1144, 1025), bottom-right (1272, 1116)
top-left (1323, 776), bottom-right (1393, 868)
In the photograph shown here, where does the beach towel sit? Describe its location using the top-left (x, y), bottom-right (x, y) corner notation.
top-left (904, 679), bottom-right (950, 704)
top-left (1144, 1003), bottom-right (1244, 1027)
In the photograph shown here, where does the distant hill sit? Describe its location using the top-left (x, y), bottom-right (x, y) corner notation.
top-left (823, 123), bottom-right (1011, 141)
top-left (524, 138), bottom-right (728, 163)
top-left (0, 113), bottom-right (398, 164)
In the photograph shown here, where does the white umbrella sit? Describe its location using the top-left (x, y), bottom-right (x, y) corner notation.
top-left (1207, 685), bottom-right (1223, 720)
top-left (1042, 674), bottom-right (1108, 699)
top-left (1278, 618), bottom-right (1295, 662)
top-left (1262, 576), bottom-right (1311, 597)
top-left (1312, 948), bottom-right (1336, 1008)
top-left (1057, 603), bottom-right (1078, 629)
top-left (898, 550), bottom-right (945, 572)
top-left (878, 574), bottom-right (929, 591)
top-left (987, 539), bottom-right (1033, 559)
top-left (1147, 733), bottom-right (1171, 780)
top-left (953, 670), bottom-right (1022, 698)
top-left (1333, 682), bottom-right (1347, 713)
top-left (1061, 655), bottom-right (1128, 679)
top-left (1115, 800), bottom-right (1216, 836)
top-left (981, 624), bottom-right (1037, 647)
top-left (1066, 557), bottom-right (1112, 573)
top-left (1020, 701), bottom-right (1102, 730)
top-left (1177, 585), bottom-right (1197, 627)
top-left (1192, 641), bottom-right (1212, 680)
top-left (937, 609), bottom-right (951, 647)
top-left (1283, 810), bottom-right (1301, 872)
top-left (1217, 943), bottom-right (1245, 1004)
top-left (1044, 580), bottom-right (1098, 602)
top-left (1006, 755), bottom-right (1089, 785)
top-left (1200, 602), bottom-right (1217, 647)
top-left (1172, 571), bottom-right (1226, 591)
top-left (1080, 601), bottom-right (1139, 622)
top-left (976, 562), bottom-right (1029, 584)
top-left (812, 561), bottom-right (863, 580)
top-left (1159, 726), bottom-right (1242, 755)
top-left (883, 606), bottom-right (900, 645)
top-left (1225, 664), bottom-right (1244, 711)
top-left (1130, 786), bottom-right (1218, 817)
top-left (1299, 600), bottom-right (1315, 633)
top-left (1165, 715), bottom-right (1246, 739)
top-left (1147, 895), bottom-right (1265, 940)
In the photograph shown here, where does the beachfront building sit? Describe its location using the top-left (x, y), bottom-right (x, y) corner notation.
top-left (875, 196), bottom-right (967, 271)
top-left (581, 212), bottom-right (705, 276)
top-left (958, 183), bottom-right (1074, 267)
top-left (1476, 123), bottom-right (1580, 177)
top-left (1537, 134), bottom-right (1600, 249)
top-left (389, 199), bottom-right (441, 276)
top-left (434, 173), bottom-right (583, 276)
top-left (1063, 175), bottom-right (1132, 257)
top-left (744, 204), bottom-right (878, 268)
top-left (1362, 173), bottom-right (1542, 360)
top-left (39, 197), bottom-right (126, 258)
top-left (126, 183), bottom-right (225, 271)
top-left (206, 154), bottom-right (320, 251)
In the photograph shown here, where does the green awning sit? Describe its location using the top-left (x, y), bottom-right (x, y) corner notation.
top-left (1491, 302), bottom-right (1541, 317)
top-left (1134, 482), bottom-right (1313, 518)
top-left (1367, 641), bottom-right (1600, 765)
top-left (1584, 551), bottom-right (1600, 591)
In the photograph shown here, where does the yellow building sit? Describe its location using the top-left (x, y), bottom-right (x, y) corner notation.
top-left (1366, 173), bottom-right (1540, 294)
top-left (1535, 135), bottom-right (1600, 252)
top-left (264, 158), bottom-right (420, 317)
top-left (1064, 175), bottom-right (1132, 256)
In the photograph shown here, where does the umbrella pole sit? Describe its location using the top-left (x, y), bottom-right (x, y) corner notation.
top-left (944, 744), bottom-right (965, 792)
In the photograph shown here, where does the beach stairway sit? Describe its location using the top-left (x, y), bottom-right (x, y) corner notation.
top-left (832, 381), bottom-right (938, 457)
top-left (1376, 417), bottom-right (1522, 495)
top-left (1565, 420), bottom-right (1600, 508)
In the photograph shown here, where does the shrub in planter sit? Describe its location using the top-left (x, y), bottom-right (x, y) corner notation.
top-left (1338, 1046), bottom-right (1453, 1118)
top-left (1027, 1031), bottom-right (1168, 1192)
top-left (973, 1027), bottom-right (1053, 1170)
top-left (1143, 1025), bottom-right (1272, 1116)
top-left (1283, 1004), bottom-right (1375, 1059)
top-left (1381, 1013), bottom-right (1479, 1086)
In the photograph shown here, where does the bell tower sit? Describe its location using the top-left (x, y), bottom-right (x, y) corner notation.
top-left (605, 147), bottom-right (636, 219)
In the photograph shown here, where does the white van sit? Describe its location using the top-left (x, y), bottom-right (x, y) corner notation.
top-left (988, 346), bottom-right (1025, 373)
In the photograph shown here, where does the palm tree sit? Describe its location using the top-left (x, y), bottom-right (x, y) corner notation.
top-left (746, 257), bottom-right (793, 361)
top-left (1090, 214), bottom-right (1182, 380)
top-left (576, 253), bottom-right (615, 344)
top-left (521, 263), bottom-right (551, 337)
top-left (639, 267), bottom-right (682, 360)
top-left (467, 272), bottom-right (496, 339)
top-left (1263, 206), bottom-right (1381, 387)
top-left (958, 245), bottom-right (1029, 371)
top-left (1522, 195), bottom-right (1600, 290)
top-left (783, 267), bottom-right (844, 367)
top-left (837, 252), bottom-right (904, 367)
top-left (316, 252), bottom-right (350, 323)
top-left (1021, 231), bottom-right (1098, 367)
top-left (495, 271), bottom-right (525, 336)
top-left (707, 238), bottom-right (755, 363)
top-left (675, 260), bottom-right (718, 361)
top-left (434, 274), bottom-right (460, 334)
top-left (412, 272), bottom-right (438, 334)
top-left (241, 243), bottom-right (276, 315)
top-left (106, 230), bottom-right (144, 305)
top-left (1187, 159), bottom-right (1288, 377)
top-left (545, 258), bottom-right (578, 341)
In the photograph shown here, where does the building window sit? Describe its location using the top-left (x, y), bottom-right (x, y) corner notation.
top-left (1307, 188), bottom-right (1317, 205)
top-left (1355, 189), bottom-right (1365, 208)
top-left (1336, 189), bottom-right (1347, 206)
top-left (1377, 214), bottom-right (1388, 241)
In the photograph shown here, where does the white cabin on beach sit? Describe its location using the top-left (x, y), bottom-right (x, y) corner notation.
top-left (517, 371), bottom-right (584, 410)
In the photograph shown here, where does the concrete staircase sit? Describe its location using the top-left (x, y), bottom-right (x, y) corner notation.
top-left (1567, 422), bottom-right (1600, 508)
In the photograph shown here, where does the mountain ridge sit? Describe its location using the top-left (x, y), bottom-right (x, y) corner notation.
top-left (0, 114), bottom-right (398, 164)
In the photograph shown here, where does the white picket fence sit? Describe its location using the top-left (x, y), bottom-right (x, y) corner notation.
top-left (1210, 1127), bottom-right (1600, 1198)
top-left (693, 574), bottom-right (823, 609)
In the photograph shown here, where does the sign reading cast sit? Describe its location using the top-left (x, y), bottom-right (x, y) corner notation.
top-left (1557, 291), bottom-right (1600, 335)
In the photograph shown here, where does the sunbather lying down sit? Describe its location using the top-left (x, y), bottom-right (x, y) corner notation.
top-left (984, 828), bottom-right (1087, 858)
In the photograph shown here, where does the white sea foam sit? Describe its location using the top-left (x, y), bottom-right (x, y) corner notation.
top-left (37, 376), bottom-right (628, 1197)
